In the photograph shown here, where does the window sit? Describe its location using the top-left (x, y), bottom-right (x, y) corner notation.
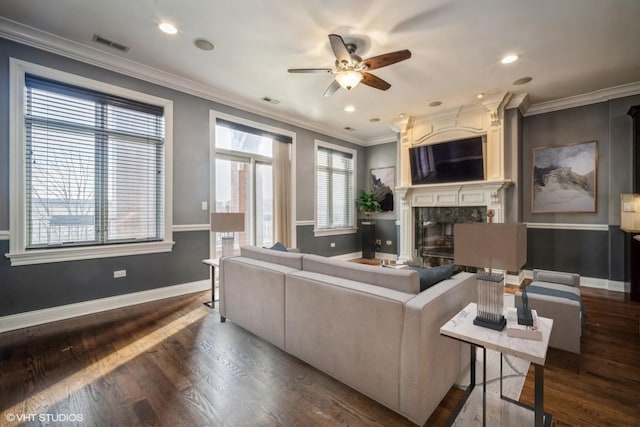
top-left (8, 59), bottom-right (173, 265)
top-left (211, 113), bottom-right (293, 257)
top-left (315, 141), bottom-right (356, 236)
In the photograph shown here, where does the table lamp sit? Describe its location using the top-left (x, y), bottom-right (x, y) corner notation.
top-left (210, 212), bottom-right (245, 257)
top-left (454, 212), bottom-right (527, 331)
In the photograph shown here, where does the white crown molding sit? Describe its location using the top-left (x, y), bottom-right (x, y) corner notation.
top-left (0, 280), bottom-right (210, 333)
top-left (173, 224), bottom-right (210, 232)
top-left (359, 133), bottom-right (398, 147)
top-left (0, 17), bottom-right (366, 146)
top-left (526, 81), bottom-right (640, 116)
top-left (526, 222), bottom-right (608, 231)
top-left (0, 230), bottom-right (9, 240)
top-left (505, 93), bottom-right (530, 115)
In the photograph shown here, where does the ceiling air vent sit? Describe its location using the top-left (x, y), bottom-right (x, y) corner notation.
top-left (92, 35), bottom-right (130, 52)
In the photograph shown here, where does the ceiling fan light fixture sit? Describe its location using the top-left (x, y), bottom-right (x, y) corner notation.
top-left (335, 70), bottom-right (363, 90)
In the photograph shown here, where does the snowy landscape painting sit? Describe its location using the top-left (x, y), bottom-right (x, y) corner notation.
top-left (532, 141), bottom-right (597, 213)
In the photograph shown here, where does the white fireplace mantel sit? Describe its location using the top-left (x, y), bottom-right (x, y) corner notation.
top-left (396, 181), bottom-right (512, 263)
top-left (393, 93), bottom-right (525, 263)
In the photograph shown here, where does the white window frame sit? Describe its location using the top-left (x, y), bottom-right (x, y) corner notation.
top-left (7, 58), bottom-right (174, 266)
top-left (208, 109), bottom-right (297, 258)
top-left (314, 140), bottom-right (357, 237)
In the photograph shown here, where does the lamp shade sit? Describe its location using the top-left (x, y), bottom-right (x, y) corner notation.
top-left (621, 194), bottom-right (640, 232)
top-left (454, 222), bottom-right (527, 271)
top-left (210, 212), bottom-right (245, 232)
top-left (335, 70), bottom-right (363, 90)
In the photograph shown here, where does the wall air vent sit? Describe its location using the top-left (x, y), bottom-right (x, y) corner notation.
top-left (92, 35), bottom-right (130, 52)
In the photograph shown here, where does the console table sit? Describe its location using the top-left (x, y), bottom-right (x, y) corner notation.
top-left (202, 258), bottom-right (219, 308)
top-left (440, 302), bottom-right (553, 427)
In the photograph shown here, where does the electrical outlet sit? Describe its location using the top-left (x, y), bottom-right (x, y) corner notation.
top-left (330, 242), bottom-right (336, 248)
top-left (375, 239), bottom-right (381, 245)
top-left (113, 270), bottom-right (126, 278)
top-left (386, 240), bottom-right (392, 246)
top-left (201, 201), bottom-right (208, 211)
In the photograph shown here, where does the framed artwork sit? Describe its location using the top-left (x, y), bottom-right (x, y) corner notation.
top-left (532, 141), bottom-right (597, 213)
top-left (370, 166), bottom-right (395, 212)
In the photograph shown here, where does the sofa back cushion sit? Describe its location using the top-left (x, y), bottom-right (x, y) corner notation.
top-left (239, 245), bottom-right (304, 270)
top-left (302, 254), bottom-right (420, 294)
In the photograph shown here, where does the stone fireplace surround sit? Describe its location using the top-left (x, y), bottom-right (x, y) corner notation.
top-left (396, 181), bottom-right (512, 264)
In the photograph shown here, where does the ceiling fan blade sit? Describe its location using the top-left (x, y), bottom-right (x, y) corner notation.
top-left (328, 34), bottom-right (351, 64)
top-left (361, 72), bottom-right (391, 91)
top-left (323, 79), bottom-right (341, 97)
top-left (288, 68), bottom-right (332, 73)
top-left (362, 50), bottom-right (412, 70)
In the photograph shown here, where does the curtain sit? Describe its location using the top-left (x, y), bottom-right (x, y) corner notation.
top-left (273, 141), bottom-right (291, 247)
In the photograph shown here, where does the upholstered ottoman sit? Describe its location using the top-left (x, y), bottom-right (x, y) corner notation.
top-left (515, 269), bottom-right (584, 358)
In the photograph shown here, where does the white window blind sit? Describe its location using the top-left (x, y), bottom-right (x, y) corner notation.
top-left (316, 145), bottom-right (354, 230)
top-left (24, 74), bottom-right (165, 249)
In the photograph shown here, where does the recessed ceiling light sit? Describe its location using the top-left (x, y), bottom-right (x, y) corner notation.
top-left (369, 118), bottom-right (380, 122)
top-left (398, 113), bottom-right (406, 118)
top-left (513, 76), bottom-right (533, 86)
top-left (194, 38), bottom-right (215, 51)
top-left (344, 105), bottom-right (355, 112)
top-left (429, 101), bottom-right (442, 107)
top-left (158, 22), bottom-right (178, 35)
top-left (476, 93), bottom-right (485, 99)
top-left (501, 54), bottom-right (519, 64)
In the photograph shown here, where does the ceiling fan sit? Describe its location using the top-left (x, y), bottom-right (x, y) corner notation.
top-left (288, 34), bottom-right (411, 97)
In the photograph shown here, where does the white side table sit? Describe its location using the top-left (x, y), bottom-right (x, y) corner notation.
top-left (202, 258), bottom-right (219, 308)
top-left (440, 302), bottom-right (553, 427)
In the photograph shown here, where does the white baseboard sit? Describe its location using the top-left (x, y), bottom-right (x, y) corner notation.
top-left (330, 251), bottom-right (363, 261)
top-left (0, 280), bottom-right (210, 334)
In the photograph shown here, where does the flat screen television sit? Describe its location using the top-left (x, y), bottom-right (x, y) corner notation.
top-left (409, 136), bottom-right (486, 185)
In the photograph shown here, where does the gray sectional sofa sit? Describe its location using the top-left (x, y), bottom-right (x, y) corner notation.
top-left (219, 246), bottom-right (477, 425)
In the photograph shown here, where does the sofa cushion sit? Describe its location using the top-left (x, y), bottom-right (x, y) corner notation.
top-left (406, 264), bottom-right (455, 292)
top-left (268, 242), bottom-right (288, 252)
top-left (239, 245), bottom-right (303, 270)
top-left (302, 254), bottom-right (420, 294)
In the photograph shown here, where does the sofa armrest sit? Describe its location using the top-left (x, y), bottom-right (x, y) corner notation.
top-left (398, 272), bottom-right (477, 425)
top-left (516, 291), bottom-right (581, 354)
top-left (532, 269), bottom-right (580, 289)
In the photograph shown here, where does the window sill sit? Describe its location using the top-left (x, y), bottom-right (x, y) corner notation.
top-left (313, 227), bottom-right (358, 237)
top-left (6, 240), bottom-right (175, 266)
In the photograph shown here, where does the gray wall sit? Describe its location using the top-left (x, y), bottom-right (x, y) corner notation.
top-left (522, 95), bottom-right (640, 280)
top-left (0, 37), bottom-right (363, 316)
top-left (364, 140), bottom-right (399, 254)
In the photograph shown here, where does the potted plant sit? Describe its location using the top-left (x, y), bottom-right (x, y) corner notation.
top-left (355, 189), bottom-right (381, 219)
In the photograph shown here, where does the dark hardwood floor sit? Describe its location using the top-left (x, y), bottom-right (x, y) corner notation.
top-left (0, 287), bottom-right (638, 426)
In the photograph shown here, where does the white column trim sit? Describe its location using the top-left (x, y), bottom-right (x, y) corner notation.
top-left (0, 280), bottom-right (210, 334)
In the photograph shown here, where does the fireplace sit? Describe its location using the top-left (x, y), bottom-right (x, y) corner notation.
top-left (415, 206), bottom-right (487, 267)
top-left (396, 181), bottom-right (512, 264)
